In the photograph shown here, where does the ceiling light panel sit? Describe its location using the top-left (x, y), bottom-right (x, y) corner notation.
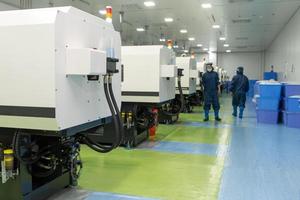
top-left (164, 18), bottom-right (174, 22)
top-left (201, 3), bottom-right (212, 8)
top-left (144, 1), bottom-right (156, 7)
top-left (180, 29), bottom-right (188, 33)
top-left (136, 28), bottom-right (145, 32)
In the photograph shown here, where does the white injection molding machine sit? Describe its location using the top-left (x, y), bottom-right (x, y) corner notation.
top-left (0, 7), bottom-right (121, 132)
top-left (176, 57), bottom-right (197, 95)
top-left (121, 45), bottom-right (177, 104)
top-left (175, 57), bottom-right (199, 112)
top-left (97, 45), bottom-right (180, 147)
top-left (0, 7), bottom-right (124, 200)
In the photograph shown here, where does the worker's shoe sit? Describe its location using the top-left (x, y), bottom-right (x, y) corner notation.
top-left (214, 111), bottom-right (221, 121)
top-left (204, 110), bottom-right (209, 122)
top-left (239, 107), bottom-right (244, 119)
top-left (232, 106), bottom-right (237, 117)
top-left (203, 117), bottom-right (209, 122)
top-left (215, 117), bottom-right (222, 122)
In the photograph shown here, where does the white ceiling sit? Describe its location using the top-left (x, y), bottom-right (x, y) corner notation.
top-left (1, 0), bottom-right (300, 53)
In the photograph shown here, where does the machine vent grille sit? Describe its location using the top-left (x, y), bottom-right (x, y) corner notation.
top-left (232, 18), bottom-right (252, 23)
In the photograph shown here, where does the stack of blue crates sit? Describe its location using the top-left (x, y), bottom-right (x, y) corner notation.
top-left (255, 82), bottom-right (282, 124)
top-left (247, 80), bottom-right (258, 97)
top-left (282, 83), bottom-right (300, 129)
top-left (264, 72), bottom-right (278, 81)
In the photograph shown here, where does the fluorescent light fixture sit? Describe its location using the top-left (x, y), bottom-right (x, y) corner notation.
top-left (226, 50), bottom-right (232, 53)
top-left (197, 44), bottom-right (203, 47)
top-left (164, 17), bottom-right (174, 22)
top-left (201, 3), bottom-right (212, 8)
top-left (203, 48), bottom-right (209, 51)
top-left (188, 37), bottom-right (195, 41)
top-left (224, 44), bottom-right (230, 47)
top-left (136, 28), bottom-right (145, 32)
top-left (212, 24), bottom-right (220, 29)
top-left (159, 38), bottom-right (166, 42)
top-left (173, 45), bottom-right (179, 48)
top-left (180, 29), bottom-right (188, 33)
top-left (99, 9), bottom-right (106, 15)
top-left (144, 1), bottom-right (155, 7)
top-left (219, 37), bottom-right (226, 41)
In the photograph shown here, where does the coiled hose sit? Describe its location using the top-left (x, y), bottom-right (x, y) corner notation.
top-left (81, 75), bottom-right (121, 153)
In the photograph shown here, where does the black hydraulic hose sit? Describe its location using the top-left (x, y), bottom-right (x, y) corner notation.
top-left (82, 75), bottom-right (120, 153)
top-left (108, 75), bottom-right (124, 146)
top-left (177, 77), bottom-right (185, 113)
top-left (160, 77), bottom-right (185, 116)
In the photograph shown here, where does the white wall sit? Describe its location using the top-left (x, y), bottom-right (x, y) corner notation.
top-left (217, 52), bottom-right (263, 80)
top-left (265, 8), bottom-right (300, 82)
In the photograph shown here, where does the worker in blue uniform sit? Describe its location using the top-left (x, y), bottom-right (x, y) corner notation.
top-left (202, 63), bottom-right (221, 121)
top-left (230, 66), bottom-right (249, 119)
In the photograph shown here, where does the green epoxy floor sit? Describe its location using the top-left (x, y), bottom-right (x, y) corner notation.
top-left (79, 101), bottom-right (232, 200)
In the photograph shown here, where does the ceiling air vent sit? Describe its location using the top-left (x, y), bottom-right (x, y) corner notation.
top-left (229, 0), bottom-right (254, 3)
top-left (232, 18), bottom-right (251, 24)
top-left (236, 46), bottom-right (248, 49)
top-left (121, 3), bottom-right (142, 11)
top-left (236, 37), bottom-right (248, 40)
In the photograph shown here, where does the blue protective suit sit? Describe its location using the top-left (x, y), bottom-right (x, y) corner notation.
top-left (230, 73), bottom-right (249, 108)
top-left (202, 71), bottom-right (220, 113)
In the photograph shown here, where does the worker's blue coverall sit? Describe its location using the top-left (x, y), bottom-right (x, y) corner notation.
top-left (202, 71), bottom-right (220, 118)
top-left (230, 72), bottom-right (249, 117)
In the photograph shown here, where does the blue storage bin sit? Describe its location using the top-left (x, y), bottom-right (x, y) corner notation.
top-left (284, 96), bottom-right (300, 112)
top-left (256, 109), bottom-right (279, 124)
top-left (247, 80), bottom-right (258, 97)
top-left (283, 112), bottom-right (300, 129)
top-left (264, 72), bottom-right (278, 80)
top-left (256, 97), bottom-right (280, 110)
top-left (282, 83), bottom-right (300, 97)
top-left (257, 82), bottom-right (282, 98)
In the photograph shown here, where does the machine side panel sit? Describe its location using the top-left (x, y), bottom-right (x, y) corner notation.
top-left (54, 10), bottom-right (121, 130)
top-left (159, 47), bottom-right (176, 102)
top-left (121, 46), bottom-right (160, 103)
top-left (189, 58), bottom-right (197, 94)
top-left (176, 57), bottom-right (197, 95)
top-left (0, 19), bottom-right (58, 130)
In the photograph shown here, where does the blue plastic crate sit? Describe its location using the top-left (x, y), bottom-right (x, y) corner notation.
top-left (264, 72), bottom-right (278, 80)
top-left (283, 112), bottom-right (300, 129)
top-left (257, 82), bottom-right (282, 98)
top-left (284, 96), bottom-right (300, 112)
top-left (247, 80), bottom-right (257, 97)
top-left (282, 83), bottom-right (300, 97)
top-left (256, 97), bottom-right (280, 110)
top-left (256, 109), bottom-right (279, 124)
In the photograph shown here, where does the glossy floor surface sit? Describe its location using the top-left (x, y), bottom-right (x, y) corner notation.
top-left (50, 96), bottom-right (300, 200)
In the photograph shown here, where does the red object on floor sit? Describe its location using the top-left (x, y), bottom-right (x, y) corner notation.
top-left (149, 108), bottom-right (159, 140)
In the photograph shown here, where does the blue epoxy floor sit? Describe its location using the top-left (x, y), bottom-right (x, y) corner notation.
top-left (218, 97), bottom-right (300, 200)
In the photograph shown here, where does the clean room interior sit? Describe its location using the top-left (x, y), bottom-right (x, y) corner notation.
top-left (0, 0), bottom-right (300, 200)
